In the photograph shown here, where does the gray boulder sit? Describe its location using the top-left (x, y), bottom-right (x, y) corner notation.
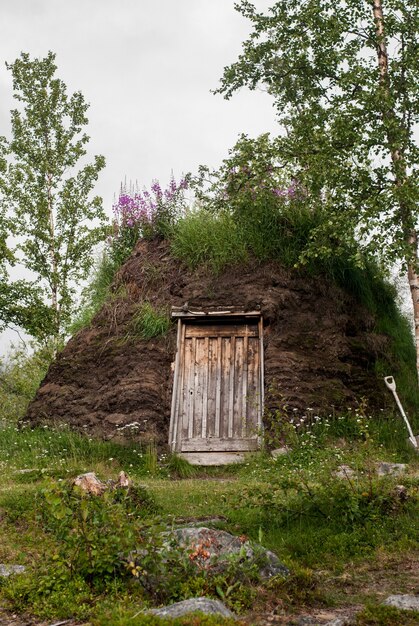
top-left (0, 564), bottom-right (26, 578)
top-left (383, 594), bottom-right (419, 611)
top-left (149, 597), bottom-right (236, 619)
top-left (334, 465), bottom-right (355, 479)
top-left (271, 447), bottom-right (291, 458)
top-left (171, 527), bottom-right (289, 579)
top-left (376, 462), bottom-right (407, 476)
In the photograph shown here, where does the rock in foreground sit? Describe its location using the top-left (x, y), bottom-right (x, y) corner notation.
top-left (170, 526), bottom-right (289, 579)
top-left (149, 597), bottom-right (236, 619)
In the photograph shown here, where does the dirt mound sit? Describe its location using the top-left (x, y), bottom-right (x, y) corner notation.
top-left (26, 238), bottom-right (393, 446)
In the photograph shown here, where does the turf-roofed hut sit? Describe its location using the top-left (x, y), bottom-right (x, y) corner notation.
top-left (25, 236), bottom-right (416, 464)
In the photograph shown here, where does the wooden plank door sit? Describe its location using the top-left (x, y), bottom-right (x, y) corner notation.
top-left (170, 319), bottom-right (263, 452)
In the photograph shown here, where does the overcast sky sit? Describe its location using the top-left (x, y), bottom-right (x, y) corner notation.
top-left (1, 0), bottom-right (277, 206)
top-left (0, 0), bottom-right (278, 355)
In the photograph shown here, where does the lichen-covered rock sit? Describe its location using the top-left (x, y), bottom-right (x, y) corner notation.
top-left (169, 527), bottom-right (289, 579)
top-left (376, 462), bottom-right (407, 476)
top-left (73, 472), bottom-right (107, 495)
top-left (0, 564), bottom-right (25, 578)
top-left (149, 597), bottom-right (236, 619)
top-left (383, 594), bottom-right (419, 611)
top-left (73, 470), bottom-right (132, 495)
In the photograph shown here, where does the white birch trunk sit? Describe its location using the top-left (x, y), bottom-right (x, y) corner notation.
top-left (372, 0), bottom-right (419, 376)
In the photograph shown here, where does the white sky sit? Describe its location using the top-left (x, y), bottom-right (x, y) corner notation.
top-left (0, 0), bottom-right (277, 355)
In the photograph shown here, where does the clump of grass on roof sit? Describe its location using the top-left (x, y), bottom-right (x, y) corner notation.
top-left (129, 302), bottom-right (170, 340)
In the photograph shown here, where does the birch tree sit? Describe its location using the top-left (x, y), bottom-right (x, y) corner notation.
top-left (217, 1), bottom-right (419, 371)
top-left (0, 52), bottom-right (106, 345)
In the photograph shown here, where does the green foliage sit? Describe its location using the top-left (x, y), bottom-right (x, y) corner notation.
top-left (69, 249), bottom-right (122, 333)
top-left (356, 604), bottom-right (419, 626)
top-left (0, 51), bottom-right (106, 343)
top-left (41, 482), bottom-right (157, 586)
top-left (0, 420), bottom-right (418, 622)
top-left (228, 413), bottom-right (419, 567)
top-left (166, 454), bottom-right (198, 479)
top-left (0, 423), bottom-right (154, 474)
top-left (3, 571), bottom-right (94, 620)
top-left (216, 0), bottom-right (419, 381)
top-left (265, 565), bottom-right (322, 607)
top-left (216, 0), bottom-right (418, 270)
top-left (94, 609), bottom-right (242, 626)
top-left (184, 134), bottom-right (376, 277)
top-left (0, 344), bottom-right (53, 422)
top-left (171, 208), bottom-right (247, 272)
top-left (129, 302), bottom-right (170, 340)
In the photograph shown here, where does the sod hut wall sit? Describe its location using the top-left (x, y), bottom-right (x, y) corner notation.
top-left (26, 238), bottom-right (392, 447)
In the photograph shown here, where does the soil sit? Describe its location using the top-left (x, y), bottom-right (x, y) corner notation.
top-left (26, 238), bottom-right (395, 447)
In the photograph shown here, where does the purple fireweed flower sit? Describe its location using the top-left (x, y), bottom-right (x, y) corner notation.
top-left (112, 174), bottom-right (188, 237)
top-left (151, 180), bottom-right (162, 199)
top-left (273, 188), bottom-right (287, 197)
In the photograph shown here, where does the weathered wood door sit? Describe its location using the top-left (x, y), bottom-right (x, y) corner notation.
top-left (170, 317), bottom-right (263, 454)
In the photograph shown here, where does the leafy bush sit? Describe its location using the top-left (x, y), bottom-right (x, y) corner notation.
top-left (0, 344), bottom-right (52, 422)
top-left (41, 481), bottom-right (158, 587)
top-left (356, 604), bottom-right (419, 625)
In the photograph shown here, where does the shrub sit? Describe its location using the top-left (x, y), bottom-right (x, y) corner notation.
top-left (0, 344), bottom-right (52, 422)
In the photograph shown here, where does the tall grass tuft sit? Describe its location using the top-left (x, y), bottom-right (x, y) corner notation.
top-left (171, 209), bottom-right (247, 272)
top-left (129, 302), bottom-right (170, 340)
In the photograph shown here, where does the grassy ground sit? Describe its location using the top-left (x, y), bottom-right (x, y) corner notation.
top-left (0, 414), bottom-right (418, 626)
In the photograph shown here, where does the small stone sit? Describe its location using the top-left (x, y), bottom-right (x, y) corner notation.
top-left (0, 564), bottom-right (26, 578)
top-left (383, 594), bottom-right (419, 611)
top-left (334, 465), bottom-right (355, 479)
top-left (149, 597), bottom-right (236, 619)
top-left (288, 617), bottom-right (317, 625)
top-left (117, 470), bottom-right (132, 488)
top-left (271, 447), bottom-right (290, 458)
top-left (376, 462), bottom-right (407, 476)
top-left (393, 484), bottom-right (408, 501)
top-left (73, 472), bottom-right (107, 495)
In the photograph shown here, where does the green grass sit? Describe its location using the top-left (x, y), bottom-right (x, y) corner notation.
top-left (0, 414), bottom-right (418, 624)
top-left (171, 209), bottom-right (247, 273)
top-left (356, 604), bottom-right (419, 625)
top-left (69, 251), bottom-right (122, 334)
top-left (129, 302), bottom-right (171, 340)
top-left (0, 423), bottom-right (157, 478)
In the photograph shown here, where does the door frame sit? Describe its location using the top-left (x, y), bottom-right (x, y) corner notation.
top-left (168, 306), bottom-right (264, 453)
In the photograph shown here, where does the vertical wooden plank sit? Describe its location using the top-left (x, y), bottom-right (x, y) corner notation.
top-left (258, 317), bottom-right (264, 439)
top-left (233, 337), bottom-right (244, 438)
top-left (228, 336), bottom-right (235, 438)
top-left (215, 336), bottom-right (222, 437)
top-left (180, 336), bottom-right (191, 443)
top-left (206, 337), bottom-right (217, 438)
top-left (220, 337), bottom-right (230, 439)
top-left (246, 337), bottom-right (260, 437)
top-left (187, 336), bottom-right (196, 440)
top-left (201, 337), bottom-right (209, 438)
top-left (193, 337), bottom-right (206, 440)
top-left (242, 335), bottom-right (248, 438)
top-left (169, 320), bottom-right (183, 450)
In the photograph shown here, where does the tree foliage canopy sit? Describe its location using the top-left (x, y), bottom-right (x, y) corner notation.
top-left (216, 0), bottom-right (418, 267)
top-left (0, 52), bottom-right (106, 343)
